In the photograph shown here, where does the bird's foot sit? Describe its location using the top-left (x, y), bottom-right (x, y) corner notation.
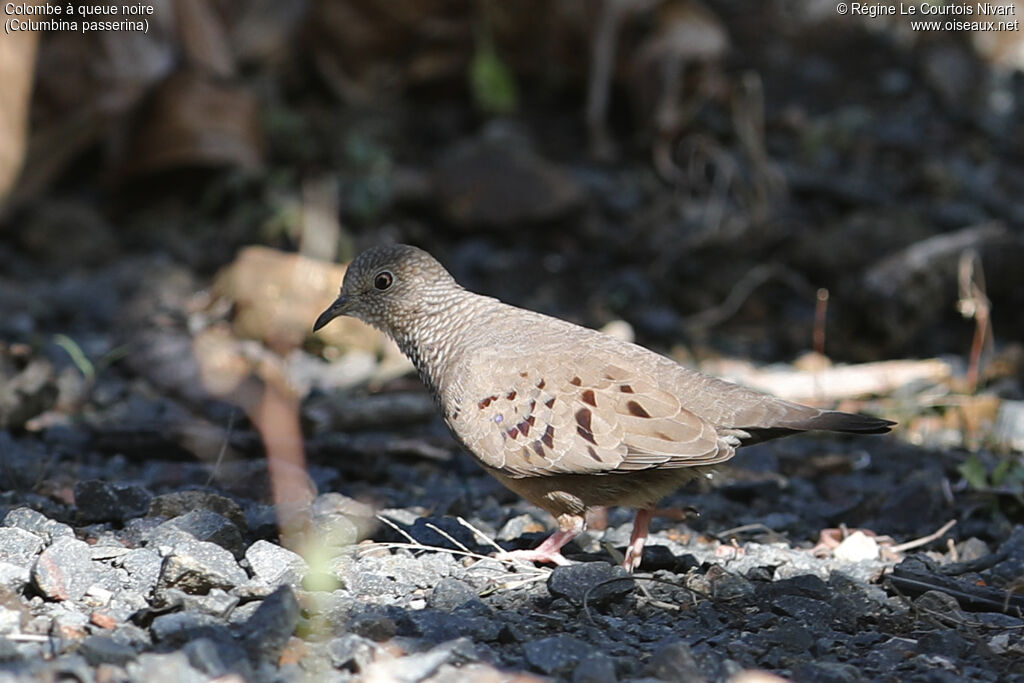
top-left (622, 508), bottom-right (654, 573)
top-left (494, 547), bottom-right (574, 566)
top-left (494, 528), bottom-right (578, 567)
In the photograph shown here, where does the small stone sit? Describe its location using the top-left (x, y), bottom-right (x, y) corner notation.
top-left (245, 540), bottom-right (308, 587)
top-left (3, 507), bottom-right (74, 543)
top-left (496, 514), bottom-right (547, 542)
top-left (834, 531), bottom-right (879, 562)
top-left (74, 480), bottom-right (152, 523)
top-left (328, 633), bottom-right (382, 672)
top-left (0, 561), bottom-right (30, 590)
top-left (370, 638), bottom-right (474, 681)
top-left (32, 536), bottom-right (97, 602)
top-left (0, 605), bottom-right (21, 635)
top-left (0, 527), bottom-right (44, 564)
top-left (348, 612), bottom-right (398, 642)
top-left (427, 577), bottom-right (486, 613)
top-left (159, 539), bottom-right (248, 593)
top-left (118, 547), bottom-right (163, 596)
top-left (162, 587), bottom-right (239, 618)
top-left (547, 562), bottom-right (634, 605)
top-left (524, 634), bottom-right (593, 675)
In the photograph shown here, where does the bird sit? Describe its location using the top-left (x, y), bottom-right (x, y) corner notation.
top-left (313, 244), bottom-right (894, 570)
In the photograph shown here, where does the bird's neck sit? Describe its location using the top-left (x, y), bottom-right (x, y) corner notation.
top-left (388, 291), bottom-right (496, 399)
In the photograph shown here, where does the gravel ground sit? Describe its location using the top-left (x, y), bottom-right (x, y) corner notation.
top-left (1, 416), bottom-right (1022, 682)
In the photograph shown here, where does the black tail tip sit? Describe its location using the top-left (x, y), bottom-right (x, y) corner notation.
top-left (811, 412), bottom-right (896, 434)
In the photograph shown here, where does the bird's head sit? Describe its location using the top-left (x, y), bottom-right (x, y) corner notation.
top-left (313, 244), bottom-right (458, 335)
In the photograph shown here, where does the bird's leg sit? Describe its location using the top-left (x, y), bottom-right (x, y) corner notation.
top-left (623, 508), bottom-right (654, 572)
top-left (495, 514), bottom-right (583, 566)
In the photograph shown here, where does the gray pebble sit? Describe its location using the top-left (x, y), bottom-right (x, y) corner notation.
top-left (158, 539), bottom-right (248, 593)
top-left (32, 537), bottom-right (97, 602)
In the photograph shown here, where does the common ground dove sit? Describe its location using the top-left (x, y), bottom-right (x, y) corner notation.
top-left (314, 245), bottom-right (894, 569)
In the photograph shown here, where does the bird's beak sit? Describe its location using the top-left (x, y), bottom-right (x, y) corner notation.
top-left (313, 295), bottom-right (351, 331)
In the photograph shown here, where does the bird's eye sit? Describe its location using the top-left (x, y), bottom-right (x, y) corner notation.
top-left (373, 271), bottom-right (394, 290)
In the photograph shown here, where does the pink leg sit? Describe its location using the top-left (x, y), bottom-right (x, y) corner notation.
top-left (495, 514), bottom-right (584, 567)
top-left (623, 508), bottom-right (654, 572)
top-left (496, 529), bottom-right (578, 566)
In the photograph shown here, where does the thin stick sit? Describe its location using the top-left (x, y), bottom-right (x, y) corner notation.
top-left (424, 523), bottom-right (473, 555)
top-left (375, 514), bottom-right (420, 545)
top-left (456, 516), bottom-right (508, 553)
top-left (890, 519), bottom-right (957, 553)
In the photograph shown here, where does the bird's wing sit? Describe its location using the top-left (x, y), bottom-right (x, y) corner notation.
top-left (453, 354), bottom-right (731, 478)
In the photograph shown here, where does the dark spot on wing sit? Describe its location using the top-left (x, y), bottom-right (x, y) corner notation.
top-left (575, 408), bottom-right (597, 444)
top-left (587, 446), bottom-right (600, 461)
top-left (570, 376), bottom-right (582, 386)
top-left (507, 427), bottom-right (519, 439)
top-left (506, 390), bottom-right (517, 400)
top-left (626, 400), bottom-right (651, 418)
top-left (620, 384), bottom-right (634, 393)
top-left (517, 416), bottom-right (535, 436)
top-left (536, 379), bottom-right (546, 389)
top-left (544, 397), bottom-right (555, 409)
top-left (478, 395), bottom-right (498, 409)
top-left (581, 389), bottom-right (597, 407)
top-left (532, 440), bottom-right (546, 458)
top-left (542, 424), bottom-right (555, 449)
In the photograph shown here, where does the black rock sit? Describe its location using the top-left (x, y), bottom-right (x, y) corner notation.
top-left (74, 480), bottom-right (152, 523)
top-left (148, 492), bottom-right (247, 532)
top-left (524, 634), bottom-right (593, 676)
top-left (547, 562), bottom-right (634, 605)
top-left (407, 517), bottom-right (479, 552)
top-left (159, 510), bottom-right (245, 559)
top-left (572, 651), bottom-right (618, 683)
top-left (184, 636), bottom-right (254, 680)
top-left (150, 611), bottom-right (229, 647)
top-left (239, 585), bottom-right (300, 661)
top-left (78, 634), bottom-right (138, 666)
top-left (771, 594), bottom-right (836, 629)
top-left (645, 640), bottom-right (707, 682)
top-left (763, 617), bottom-right (815, 654)
top-left (792, 661), bottom-right (862, 683)
top-left (401, 608), bottom-right (503, 644)
top-left (348, 611), bottom-right (398, 642)
top-left (768, 573), bottom-right (831, 601)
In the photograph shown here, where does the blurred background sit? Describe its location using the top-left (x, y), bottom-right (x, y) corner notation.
top-left (1, 0), bottom-right (1023, 521)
